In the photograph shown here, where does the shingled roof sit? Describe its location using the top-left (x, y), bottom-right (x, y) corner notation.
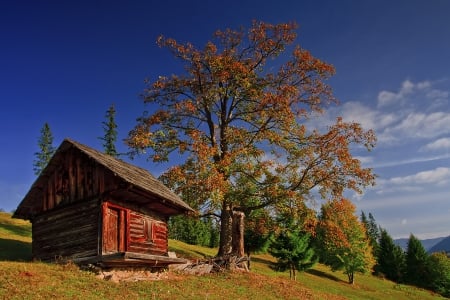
top-left (14, 139), bottom-right (194, 219)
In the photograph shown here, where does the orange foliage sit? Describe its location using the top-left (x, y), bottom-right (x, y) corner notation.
top-left (127, 21), bottom-right (376, 255)
top-left (317, 198), bottom-right (375, 283)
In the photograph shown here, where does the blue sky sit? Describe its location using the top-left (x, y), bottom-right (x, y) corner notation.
top-left (1, 1), bottom-right (449, 239)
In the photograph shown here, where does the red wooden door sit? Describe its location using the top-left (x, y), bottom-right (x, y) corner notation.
top-left (103, 204), bottom-right (126, 253)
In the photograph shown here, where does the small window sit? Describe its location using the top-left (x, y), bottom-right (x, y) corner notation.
top-left (145, 220), bottom-right (155, 242)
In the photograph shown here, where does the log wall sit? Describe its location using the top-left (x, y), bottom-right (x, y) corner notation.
top-left (102, 202), bottom-right (168, 256)
top-left (32, 198), bottom-right (100, 261)
top-left (128, 210), bottom-right (168, 255)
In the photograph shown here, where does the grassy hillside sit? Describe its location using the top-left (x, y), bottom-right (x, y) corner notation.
top-left (0, 213), bottom-right (445, 299)
top-left (0, 212), bottom-right (32, 261)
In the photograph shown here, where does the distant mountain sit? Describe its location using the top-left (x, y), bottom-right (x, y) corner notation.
top-left (394, 236), bottom-right (446, 252)
top-left (428, 236), bottom-right (450, 254)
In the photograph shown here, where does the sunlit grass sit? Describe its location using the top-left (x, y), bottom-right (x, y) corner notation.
top-left (0, 212), bottom-right (445, 299)
top-left (0, 212), bottom-right (32, 261)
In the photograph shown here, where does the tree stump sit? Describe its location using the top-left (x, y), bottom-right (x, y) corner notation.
top-left (232, 211), bottom-right (245, 257)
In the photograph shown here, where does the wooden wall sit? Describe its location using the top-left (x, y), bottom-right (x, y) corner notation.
top-left (102, 202), bottom-right (168, 256)
top-left (128, 210), bottom-right (168, 255)
top-left (42, 148), bottom-right (109, 212)
top-left (32, 198), bottom-right (100, 261)
top-left (32, 146), bottom-right (171, 261)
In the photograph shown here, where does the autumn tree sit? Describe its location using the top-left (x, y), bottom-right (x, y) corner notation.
top-left (99, 104), bottom-right (119, 157)
top-left (33, 122), bottom-right (56, 176)
top-left (244, 209), bottom-right (274, 269)
top-left (316, 198), bottom-right (375, 284)
top-left (127, 21), bottom-right (376, 256)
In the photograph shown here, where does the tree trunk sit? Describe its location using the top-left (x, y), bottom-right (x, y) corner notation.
top-left (232, 211), bottom-right (245, 257)
top-left (218, 203), bottom-right (233, 256)
top-left (348, 272), bottom-right (354, 284)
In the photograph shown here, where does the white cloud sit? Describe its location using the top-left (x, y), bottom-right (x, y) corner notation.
top-left (377, 91), bottom-right (399, 108)
top-left (339, 101), bottom-right (399, 132)
top-left (422, 137), bottom-right (450, 151)
top-left (372, 166), bottom-right (450, 195)
top-left (417, 81), bottom-right (432, 90)
top-left (390, 167), bottom-right (450, 186)
top-left (376, 79), bottom-right (424, 108)
top-left (373, 154), bottom-right (450, 168)
top-left (376, 79), bottom-right (448, 111)
top-left (392, 112), bottom-right (450, 138)
top-left (426, 89), bottom-right (449, 100)
top-left (378, 111), bottom-right (450, 144)
top-left (317, 79), bottom-right (450, 146)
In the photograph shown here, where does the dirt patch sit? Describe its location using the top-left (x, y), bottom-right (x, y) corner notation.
top-left (96, 268), bottom-right (169, 282)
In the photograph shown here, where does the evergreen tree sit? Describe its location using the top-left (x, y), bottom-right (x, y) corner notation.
top-left (405, 234), bottom-right (429, 287)
top-left (208, 219), bottom-right (220, 248)
top-left (269, 229), bottom-right (318, 280)
top-left (375, 229), bottom-right (405, 282)
top-left (168, 215), bottom-right (214, 247)
top-left (99, 104), bottom-right (118, 157)
top-left (361, 211), bottom-right (380, 268)
top-left (33, 122), bottom-right (55, 176)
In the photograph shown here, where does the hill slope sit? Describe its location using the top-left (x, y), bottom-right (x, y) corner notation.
top-left (394, 237), bottom-right (445, 251)
top-left (429, 236), bottom-right (450, 254)
top-left (0, 212), bottom-right (31, 261)
top-left (0, 213), bottom-right (445, 299)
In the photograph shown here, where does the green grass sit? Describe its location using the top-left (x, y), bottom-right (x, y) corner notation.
top-left (0, 212), bottom-right (32, 261)
top-left (0, 212), bottom-right (445, 299)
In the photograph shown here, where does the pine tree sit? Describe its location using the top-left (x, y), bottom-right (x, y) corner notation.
top-left (375, 229), bottom-right (405, 282)
top-left (368, 213), bottom-right (380, 246)
top-left (168, 215), bottom-right (213, 247)
top-left (33, 122), bottom-right (55, 176)
top-left (269, 229), bottom-right (317, 280)
top-left (99, 104), bottom-right (118, 157)
top-left (361, 211), bottom-right (380, 267)
top-left (405, 234), bottom-right (429, 287)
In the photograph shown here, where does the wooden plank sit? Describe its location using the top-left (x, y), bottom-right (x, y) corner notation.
top-left (32, 198), bottom-right (100, 261)
top-left (69, 154), bottom-right (76, 200)
top-left (76, 156), bottom-right (83, 200)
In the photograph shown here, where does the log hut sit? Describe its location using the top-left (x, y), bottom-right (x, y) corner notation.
top-left (13, 139), bottom-right (194, 268)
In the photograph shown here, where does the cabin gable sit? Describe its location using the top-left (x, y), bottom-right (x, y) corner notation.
top-left (40, 146), bottom-right (108, 213)
top-left (14, 139), bottom-right (193, 268)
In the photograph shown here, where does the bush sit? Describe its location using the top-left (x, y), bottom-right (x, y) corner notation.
top-left (427, 252), bottom-right (450, 297)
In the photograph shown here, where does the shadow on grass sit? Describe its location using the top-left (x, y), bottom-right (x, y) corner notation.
top-left (249, 256), bottom-right (274, 266)
top-left (0, 238), bottom-right (32, 261)
top-left (0, 222), bottom-right (31, 238)
top-left (306, 268), bottom-right (345, 283)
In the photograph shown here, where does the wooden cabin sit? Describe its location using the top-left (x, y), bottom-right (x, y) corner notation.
top-left (14, 139), bottom-right (194, 268)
